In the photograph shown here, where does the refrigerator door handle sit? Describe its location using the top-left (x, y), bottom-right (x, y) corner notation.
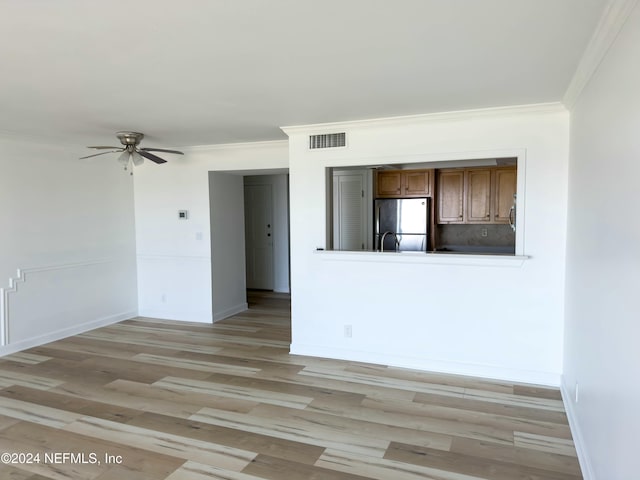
top-left (509, 193), bottom-right (516, 232)
top-left (375, 206), bottom-right (381, 250)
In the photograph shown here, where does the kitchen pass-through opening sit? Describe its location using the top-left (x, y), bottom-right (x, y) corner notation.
top-left (327, 156), bottom-right (522, 256)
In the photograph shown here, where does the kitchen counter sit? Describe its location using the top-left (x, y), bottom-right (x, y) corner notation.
top-left (315, 249), bottom-right (528, 267)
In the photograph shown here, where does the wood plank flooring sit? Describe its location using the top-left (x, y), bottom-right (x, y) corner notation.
top-left (0, 291), bottom-right (582, 479)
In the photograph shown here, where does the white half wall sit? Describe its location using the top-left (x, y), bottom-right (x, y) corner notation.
top-left (0, 138), bottom-right (137, 354)
top-left (563, 3), bottom-right (640, 479)
top-left (134, 141), bottom-right (288, 323)
top-left (284, 105), bottom-right (570, 386)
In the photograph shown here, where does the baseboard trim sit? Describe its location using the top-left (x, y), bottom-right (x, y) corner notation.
top-left (138, 302), bottom-right (248, 323)
top-left (213, 303), bottom-right (248, 322)
top-left (561, 378), bottom-right (594, 480)
top-left (138, 309), bottom-right (213, 324)
top-left (289, 343), bottom-right (561, 387)
top-left (0, 310), bottom-right (136, 357)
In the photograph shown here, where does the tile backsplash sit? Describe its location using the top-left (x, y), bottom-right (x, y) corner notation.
top-left (436, 224), bottom-right (515, 252)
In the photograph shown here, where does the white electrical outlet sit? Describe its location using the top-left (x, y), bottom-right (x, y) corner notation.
top-left (344, 325), bottom-right (352, 338)
top-left (575, 382), bottom-right (579, 403)
top-left (481, 228), bottom-right (488, 237)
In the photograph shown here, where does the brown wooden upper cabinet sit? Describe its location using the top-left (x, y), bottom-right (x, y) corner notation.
top-left (493, 167), bottom-right (517, 223)
top-left (376, 169), bottom-right (432, 198)
top-left (436, 170), bottom-right (464, 223)
top-left (437, 166), bottom-right (516, 224)
top-left (466, 169), bottom-right (492, 222)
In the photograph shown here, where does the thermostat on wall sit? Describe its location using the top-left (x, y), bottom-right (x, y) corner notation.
top-left (178, 210), bottom-right (189, 219)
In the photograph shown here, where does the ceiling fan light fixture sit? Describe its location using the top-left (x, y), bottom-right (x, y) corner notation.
top-left (131, 150), bottom-right (144, 166)
top-left (117, 150), bottom-right (130, 167)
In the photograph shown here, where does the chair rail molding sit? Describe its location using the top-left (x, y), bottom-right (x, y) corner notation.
top-left (1, 258), bottom-right (115, 346)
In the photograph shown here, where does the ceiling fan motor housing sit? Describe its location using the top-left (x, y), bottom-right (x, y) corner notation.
top-left (116, 131), bottom-right (144, 146)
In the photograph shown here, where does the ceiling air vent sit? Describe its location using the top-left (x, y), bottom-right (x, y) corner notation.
top-left (309, 132), bottom-right (346, 149)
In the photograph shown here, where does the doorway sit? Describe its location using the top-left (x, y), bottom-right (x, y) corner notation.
top-left (209, 170), bottom-right (290, 321)
top-left (243, 174), bottom-right (290, 294)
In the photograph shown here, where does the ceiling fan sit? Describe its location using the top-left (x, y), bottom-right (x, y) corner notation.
top-left (80, 131), bottom-right (183, 171)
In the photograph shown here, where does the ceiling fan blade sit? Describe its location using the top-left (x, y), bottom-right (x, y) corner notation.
top-left (138, 149), bottom-right (167, 164)
top-left (86, 146), bottom-right (122, 149)
top-left (79, 150), bottom-right (123, 159)
top-left (140, 148), bottom-right (184, 155)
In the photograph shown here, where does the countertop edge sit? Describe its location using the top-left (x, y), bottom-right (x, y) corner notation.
top-left (313, 250), bottom-right (528, 267)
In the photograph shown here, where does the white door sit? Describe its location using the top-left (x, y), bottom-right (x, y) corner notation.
top-left (333, 171), bottom-right (368, 251)
top-left (244, 184), bottom-right (274, 290)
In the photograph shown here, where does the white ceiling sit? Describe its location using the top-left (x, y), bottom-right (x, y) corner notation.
top-left (0, 0), bottom-right (606, 148)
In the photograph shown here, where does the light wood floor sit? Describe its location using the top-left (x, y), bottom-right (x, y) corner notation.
top-left (0, 291), bottom-right (582, 479)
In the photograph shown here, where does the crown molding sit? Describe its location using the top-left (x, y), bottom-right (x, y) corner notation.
top-left (0, 130), bottom-right (289, 152)
top-left (181, 139), bottom-right (288, 153)
top-left (280, 103), bottom-right (567, 136)
top-left (563, 0), bottom-right (638, 109)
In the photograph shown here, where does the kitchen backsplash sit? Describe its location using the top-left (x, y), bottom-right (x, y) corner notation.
top-left (436, 224), bottom-right (515, 248)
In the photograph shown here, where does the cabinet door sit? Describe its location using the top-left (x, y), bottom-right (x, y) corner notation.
top-left (376, 171), bottom-right (402, 197)
top-left (404, 170), bottom-right (432, 196)
top-left (493, 167), bottom-right (517, 223)
top-left (437, 170), bottom-right (464, 223)
top-left (466, 169), bottom-right (492, 223)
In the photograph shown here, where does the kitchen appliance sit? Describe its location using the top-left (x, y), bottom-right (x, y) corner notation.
top-left (374, 198), bottom-right (429, 252)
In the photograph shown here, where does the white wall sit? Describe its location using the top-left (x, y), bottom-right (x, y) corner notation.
top-left (563, 3), bottom-right (640, 478)
top-left (284, 105), bottom-right (570, 386)
top-left (134, 141), bottom-right (288, 323)
top-left (210, 172), bottom-right (247, 320)
top-left (0, 138), bottom-right (137, 354)
top-left (244, 174), bottom-right (290, 293)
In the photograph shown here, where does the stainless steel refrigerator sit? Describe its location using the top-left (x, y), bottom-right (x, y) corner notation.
top-left (374, 198), bottom-right (429, 252)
